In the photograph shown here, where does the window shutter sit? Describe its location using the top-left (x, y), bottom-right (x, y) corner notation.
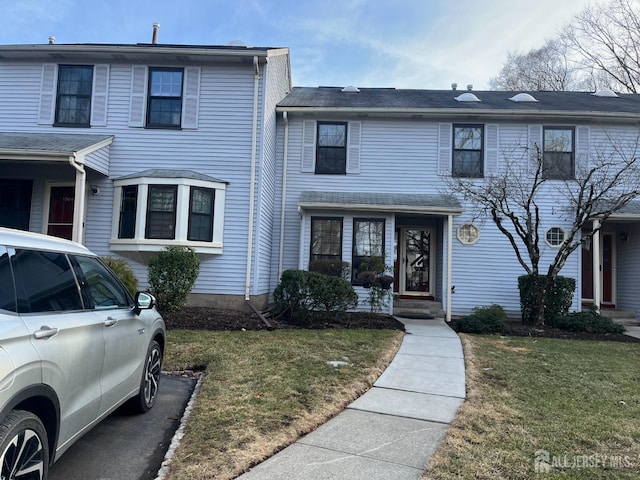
top-left (301, 120), bottom-right (316, 173)
top-left (346, 121), bottom-right (361, 174)
top-left (485, 124), bottom-right (498, 176)
top-left (38, 64), bottom-right (57, 125)
top-left (438, 123), bottom-right (452, 175)
top-left (575, 126), bottom-right (590, 179)
top-left (129, 66), bottom-right (148, 127)
top-left (528, 125), bottom-right (543, 173)
top-left (90, 64), bottom-right (110, 127)
top-left (181, 67), bottom-right (200, 129)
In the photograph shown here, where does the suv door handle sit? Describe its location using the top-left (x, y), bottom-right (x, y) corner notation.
top-left (34, 326), bottom-right (59, 339)
top-left (104, 317), bottom-right (118, 327)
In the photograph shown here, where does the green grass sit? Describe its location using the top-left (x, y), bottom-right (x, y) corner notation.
top-left (426, 335), bottom-right (640, 479)
top-left (163, 328), bottom-right (403, 480)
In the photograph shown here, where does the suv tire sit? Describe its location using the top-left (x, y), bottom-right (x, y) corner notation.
top-left (0, 410), bottom-right (49, 480)
top-left (130, 340), bottom-right (162, 413)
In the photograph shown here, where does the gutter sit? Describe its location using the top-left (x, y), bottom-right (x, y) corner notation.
top-left (245, 56), bottom-right (260, 301)
top-left (277, 111), bottom-right (289, 279)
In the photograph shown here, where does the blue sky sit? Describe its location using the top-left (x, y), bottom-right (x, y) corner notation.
top-left (1, 0), bottom-right (593, 89)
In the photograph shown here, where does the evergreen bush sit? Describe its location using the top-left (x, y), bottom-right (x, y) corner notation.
top-left (101, 256), bottom-right (139, 296)
top-left (518, 274), bottom-right (575, 325)
top-left (148, 246), bottom-right (200, 312)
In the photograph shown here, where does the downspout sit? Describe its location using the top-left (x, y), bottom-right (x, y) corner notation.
top-left (277, 111), bottom-right (289, 279)
top-left (245, 56), bottom-right (260, 301)
top-left (592, 219), bottom-right (601, 310)
top-left (446, 214), bottom-right (453, 322)
top-left (68, 154), bottom-right (86, 243)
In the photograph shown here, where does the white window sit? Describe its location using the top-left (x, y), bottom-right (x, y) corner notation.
top-left (545, 227), bottom-right (565, 247)
top-left (110, 173), bottom-right (226, 254)
top-left (457, 223), bottom-right (480, 245)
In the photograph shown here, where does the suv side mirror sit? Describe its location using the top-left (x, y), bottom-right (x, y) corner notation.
top-left (134, 292), bottom-right (156, 315)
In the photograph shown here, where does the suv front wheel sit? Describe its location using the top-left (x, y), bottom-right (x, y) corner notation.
top-left (0, 410), bottom-right (49, 480)
top-left (130, 340), bottom-right (163, 413)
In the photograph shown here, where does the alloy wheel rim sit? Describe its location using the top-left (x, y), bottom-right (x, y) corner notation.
top-left (1, 428), bottom-right (45, 480)
top-left (144, 348), bottom-right (161, 406)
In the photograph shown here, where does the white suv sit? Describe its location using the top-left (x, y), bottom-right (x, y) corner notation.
top-left (0, 227), bottom-right (165, 480)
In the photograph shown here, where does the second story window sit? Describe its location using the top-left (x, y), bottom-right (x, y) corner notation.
top-left (55, 65), bottom-right (93, 126)
top-left (453, 125), bottom-right (484, 178)
top-left (147, 68), bottom-right (183, 128)
top-left (316, 122), bottom-right (347, 174)
top-left (543, 127), bottom-right (574, 180)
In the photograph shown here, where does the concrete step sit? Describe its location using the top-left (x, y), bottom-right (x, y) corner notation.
top-left (393, 299), bottom-right (445, 318)
top-left (600, 310), bottom-right (639, 326)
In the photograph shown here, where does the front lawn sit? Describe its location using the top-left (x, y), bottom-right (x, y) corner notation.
top-left (425, 335), bottom-right (640, 479)
top-left (162, 328), bottom-right (403, 480)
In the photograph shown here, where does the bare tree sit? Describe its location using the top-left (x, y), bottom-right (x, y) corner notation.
top-left (563, 0), bottom-right (640, 93)
top-left (446, 132), bottom-right (640, 327)
top-left (489, 39), bottom-right (580, 91)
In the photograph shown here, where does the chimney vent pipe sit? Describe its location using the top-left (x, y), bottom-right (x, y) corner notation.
top-left (152, 23), bottom-right (160, 44)
top-left (467, 84), bottom-right (473, 91)
top-left (451, 83), bottom-right (457, 91)
top-left (48, 36), bottom-right (55, 45)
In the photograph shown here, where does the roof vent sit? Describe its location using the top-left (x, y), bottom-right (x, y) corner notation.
top-left (48, 36), bottom-right (56, 45)
top-left (467, 84), bottom-right (473, 91)
top-left (227, 40), bottom-right (250, 47)
top-left (454, 92), bottom-right (481, 102)
top-left (509, 93), bottom-right (538, 102)
top-left (451, 83), bottom-right (457, 91)
top-left (151, 23), bottom-right (160, 44)
top-left (341, 85), bottom-right (360, 93)
top-left (592, 89), bottom-right (619, 98)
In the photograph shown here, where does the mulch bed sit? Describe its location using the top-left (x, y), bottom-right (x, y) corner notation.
top-left (162, 307), bottom-right (405, 331)
top-left (163, 307), bottom-right (640, 342)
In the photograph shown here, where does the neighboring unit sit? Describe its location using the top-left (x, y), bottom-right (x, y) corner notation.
top-left (0, 41), bottom-right (291, 310)
top-left (274, 87), bottom-right (640, 319)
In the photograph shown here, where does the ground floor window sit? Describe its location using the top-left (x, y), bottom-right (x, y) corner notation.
top-left (111, 173), bottom-right (227, 254)
top-left (309, 217), bottom-right (343, 276)
top-left (352, 218), bottom-right (385, 284)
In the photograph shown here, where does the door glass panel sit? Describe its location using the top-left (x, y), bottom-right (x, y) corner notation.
top-left (73, 256), bottom-right (130, 309)
top-left (404, 229), bottom-right (431, 293)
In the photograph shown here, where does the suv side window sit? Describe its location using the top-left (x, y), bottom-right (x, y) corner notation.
top-left (73, 256), bottom-right (130, 309)
top-left (11, 249), bottom-right (84, 313)
top-left (0, 245), bottom-right (17, 312)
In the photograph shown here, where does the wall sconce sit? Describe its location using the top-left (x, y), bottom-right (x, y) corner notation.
top-left (90, 185), bottom-right (100, 195)
top-left (620, 232), bottom-right (629, 243)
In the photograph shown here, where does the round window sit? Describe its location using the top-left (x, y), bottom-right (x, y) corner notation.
top-left (457, 224), bottom-right (479, 245)
top-left (546, 227), bottom-right (565, 247)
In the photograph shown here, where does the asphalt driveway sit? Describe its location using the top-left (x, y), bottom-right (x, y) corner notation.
top-left (49, 374), bottom-right (196, 480)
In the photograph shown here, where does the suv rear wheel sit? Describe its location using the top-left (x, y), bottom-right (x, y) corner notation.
top-left (0, 410), bottom-right (49, 480)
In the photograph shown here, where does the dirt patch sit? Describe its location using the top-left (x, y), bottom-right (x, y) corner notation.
top-left (162, 307), bottom-right (405, 331)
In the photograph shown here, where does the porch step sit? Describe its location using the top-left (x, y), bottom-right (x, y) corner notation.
top-left (600, 310), bottom-right (640, 326)
top-left (393, 298), bottom-right (445, 318)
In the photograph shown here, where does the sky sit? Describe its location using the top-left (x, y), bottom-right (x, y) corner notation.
top-left (0, 0), bottom-right (595, 90)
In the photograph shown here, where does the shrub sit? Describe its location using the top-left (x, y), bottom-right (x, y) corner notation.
top-left (518, 274), bottom-right (576, 325)
top-left (101, 256), bottom-right (139, 295)
top-left (273, 269), bottom-right (358, 319)
top-left (455, 304), bottom-right (508, 334)
top-left (551, 310), bottom-right (626, 334)
top-left (148, 246), bottom-right (200, 312)
top-left (309, 259), bottom-right (351, 279)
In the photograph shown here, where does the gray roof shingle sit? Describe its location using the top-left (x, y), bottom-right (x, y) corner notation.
top-left (298, 191), bottom-right (462, 213)
top-left (0, 132), bottom-right (113, 153)
top-left (115, 168), bottom-right (228, 184)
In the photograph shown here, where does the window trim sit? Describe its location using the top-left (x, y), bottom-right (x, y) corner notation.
top-left (110, 176), bottom-right (226, 254)
top-left (543, 126), bottom-right (575, 180)
top-left (146, 67), bottom-right (184, 129)
top-left (145, 185), bottom-right (178, 240)
top-left (187, 187), bottom-right (215, 242)
top-left (457, 223), bottom-right (480, 245)
top-left (452, 124), bottom-right (484, 178)
top-left (54, 64), bottom-right (94, 127)
top-left (315, 121), bottom-right (348, 175)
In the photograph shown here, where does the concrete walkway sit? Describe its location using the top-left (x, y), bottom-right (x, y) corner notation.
top-left (237, 318), bottom-right (466, 480)
top-left (625, 325), bottom-right (640, 340)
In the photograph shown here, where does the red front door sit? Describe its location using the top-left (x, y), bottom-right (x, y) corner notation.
top-left (47, 186), bottom-right (75, 240)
